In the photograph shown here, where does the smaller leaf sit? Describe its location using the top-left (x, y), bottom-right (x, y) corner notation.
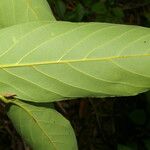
top-left (7, 100), bottom-right (78, 150)
top-left (0, 0), bottom-right (55, 27)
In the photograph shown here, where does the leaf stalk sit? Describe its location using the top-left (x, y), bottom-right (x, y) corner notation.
top-left (0, 95), bottom-right (10, 104)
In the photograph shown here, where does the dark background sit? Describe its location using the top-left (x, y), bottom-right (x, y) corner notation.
top-left (0, 0), bottom-right (150, 150)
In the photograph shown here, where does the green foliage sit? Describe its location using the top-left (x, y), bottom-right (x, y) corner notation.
top-left (0, 0), bottom-right (150, 150)
top-left (0, 22), bottom-right (149, 102)
top-left (7, 100), bottom-right (77, 150)
top-left (0, 0), bottom-right (55, 27)
top-left (91, 2), bottom-right (107, 14)
top-left (50, 0), bottom-right (125, 23)
top-left (49, 0), bottom-right (150, 26)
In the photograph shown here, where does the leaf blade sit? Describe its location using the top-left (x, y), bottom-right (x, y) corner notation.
top-left (7, 100), bottom-right (78, 150)
top-left (0, 0), bottom-right (55, 27)
top-left (0, 22), bottom-right (149, 102)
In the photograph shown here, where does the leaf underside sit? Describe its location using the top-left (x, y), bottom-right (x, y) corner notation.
top-left (7, 100), bottom-right (77, 150)
top-left (0, 0), bottom-right (55, 27)
top-left (0, 21), bottom-right (149, 102)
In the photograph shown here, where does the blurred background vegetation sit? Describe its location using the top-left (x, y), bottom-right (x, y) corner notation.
top-left (0, 0), bottom-right (150, 150)
top-left (48, 0), bottom-right (150, 26)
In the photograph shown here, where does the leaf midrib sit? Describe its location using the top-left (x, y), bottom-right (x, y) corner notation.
top-left (0, 53), bottom-right (149, 69)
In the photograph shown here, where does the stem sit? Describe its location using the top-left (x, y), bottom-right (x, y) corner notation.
top-left (0, 95), bottom-right (10, 104)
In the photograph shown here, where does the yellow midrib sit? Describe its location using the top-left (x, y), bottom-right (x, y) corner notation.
top-left (0, 53), bottom-right (150, 69)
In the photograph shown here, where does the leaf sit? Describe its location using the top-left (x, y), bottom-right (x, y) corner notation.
top-left (0, 0), bottom-right (55, 27)
top-left (7, 100), bottom-right (77, 150)
top-left (0, 21), bottom-right (149, 102)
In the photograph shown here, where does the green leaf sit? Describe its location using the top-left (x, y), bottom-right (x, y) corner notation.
top-left (7, 100), bottom-right (77, 150)
top-left (0, 21), bottom-right (149, 102)
top-left (0, 0), bottom-right (55, 27)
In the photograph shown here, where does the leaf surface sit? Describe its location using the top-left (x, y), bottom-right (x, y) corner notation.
top-left (0, 0), bottom-right (55, 27)
top-left (7, 100), bottom-right (77, 150)
top-left (0, 21), bottom-right (150, 102)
